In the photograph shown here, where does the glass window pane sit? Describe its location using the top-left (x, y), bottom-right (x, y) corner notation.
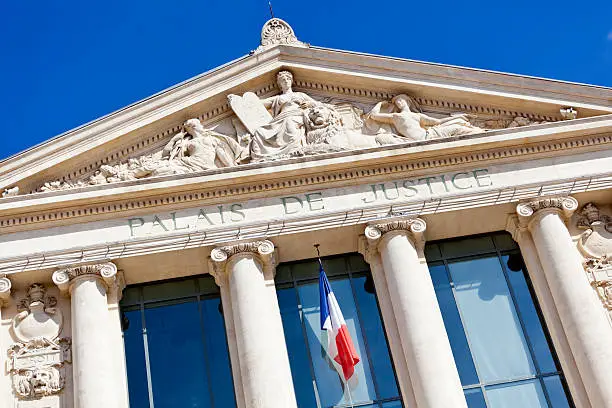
top-left (449, 257), bottom-right (536, 383)
top-left (440, 236), bottom-right (495, 258)
top-left (542, 376), bottom-right (571, 408)
top-left (200, 298), bottom-right (236, 407)
top-left (502, 254), bottom-right (557, 374)
top-left (322, 257), bottom-right (348, 276)
top-left (277, 288), bottom-right (318, 408)
top-left (382, 401), bottom-right (403, 408)
top-left (464, 388), bottom-right (487, 408)
top-left (348, 253), bottom-right (369, 272)
top-left (486, 379), bottom-right (548, 408)
top-left (123, 310), bottom-right (150, 408)
top-left (292, 261), bottom-right (319, 281)
top-left (298, 280), bottom-right (377, 406)
top-left (145, 301), bottom-right (212, 408)
top-left (197, 276), bottom-right (220, 295)
top-left (352, 275), bottom-right (399, 399)
top-left (429, 264), bottom-right (479, 386)
top-left (424, 243), bottom-right (443, 261)
top-left (122, 287), bottom-right (141, 306)
top-left (142, 279), bottom-right (197, 302)
top-left (493, 233), bottom-right (518, 251)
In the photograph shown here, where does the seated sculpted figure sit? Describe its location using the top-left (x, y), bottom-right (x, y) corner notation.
top-left (232, 70), bottom-right (318, 161)
top-left (366, 94), bottom-right (483, 142)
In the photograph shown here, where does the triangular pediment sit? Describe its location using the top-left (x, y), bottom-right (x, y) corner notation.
top-left (1, 18), bottom-right (611, 205)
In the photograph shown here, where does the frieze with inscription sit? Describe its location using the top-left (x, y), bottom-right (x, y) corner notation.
top-left (127, 168), bottom-right (492, 237)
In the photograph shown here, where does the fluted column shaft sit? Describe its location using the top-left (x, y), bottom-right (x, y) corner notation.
top-left (517, 197), bottom-right (612, 408)
top-left (53, 263), bottom-right (126, 408)
top-left (365, 218), bottom-right (467, 408)
top-left (210, 240), bottom-right (297, 408)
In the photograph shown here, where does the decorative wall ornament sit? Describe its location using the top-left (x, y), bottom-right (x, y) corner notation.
top-left (576, 203), bottom-right (612, 259)
top-left (0, 275), bottom-right (12, 307)
top-left (52, 262), bottom-right (118, 295)
top-left (256, 18), bottom-right (307, 51)
top-left (12, 284), bottom-right (63, 344)
top-left (7, 337), bottom-right (71, 400)
top-left (8, 284), bottom-right (71, 402)
top-left (560, 107), bottom-right (578, 120)
top-left (516, 196), bottom-right (579, 221)
top-left (2, 186), bottom-right (19, 197)
top-left (209, 240), bottom-right (276, 285)
top-left (583, 256), bottom-right (612, 310)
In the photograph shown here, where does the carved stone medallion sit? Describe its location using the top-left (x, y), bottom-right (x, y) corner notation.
top-left (576, 203), bottom-right (612, 259)
top-left (12, 284), bottom-right (63, 344)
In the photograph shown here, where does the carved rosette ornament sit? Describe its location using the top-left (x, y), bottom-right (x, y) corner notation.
top-left (52, 262), bottom-right (118, 295)
top-left (8, 283), bottom-right (71, 402)
top-left (257, 18), bottom-right (306, 51)
top-left (209, 240), bottom-right (276, 285)
top-left (364, 217), bottom-right (427, 249)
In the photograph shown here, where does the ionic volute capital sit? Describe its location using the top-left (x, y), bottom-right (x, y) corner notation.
top-left (0, 275), bottom-right (12, 308)
top-left (208, 240), bottom-right (277, 286)
top-left (364, 217), bottom-right (427, 252)
top-left (52, 262), bottom-right (118, 296)
top-left (516, 196), bottom-right (578, 227)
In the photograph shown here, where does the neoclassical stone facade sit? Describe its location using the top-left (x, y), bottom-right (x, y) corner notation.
top-left (0, 18), bottom-right (611, 408)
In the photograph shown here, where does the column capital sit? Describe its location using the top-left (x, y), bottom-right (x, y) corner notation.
top-left (516, 196), bottom-right (578, 226)
top-left (52, 262), bottom-right (118, 296)
top-left (209, 240), bottom-right (276, 286)
top-left (0, 275), bottom-right (12, 308)
top-left (364, 217), bottom-right (427, 250)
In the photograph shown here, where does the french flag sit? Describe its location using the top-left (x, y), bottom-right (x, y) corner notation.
top-left (319, 265), bottom-right (360, 381)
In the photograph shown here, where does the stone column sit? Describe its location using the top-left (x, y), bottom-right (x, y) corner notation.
top-left (364, 218), bottom-right (467, 408)
top-left (53, 262), bottom-right (127, 408)
top-left (517, 197), bottom-right (612, 408)
top-left (507, 215), bottom-right (591, 408)
top-left (0, 277), bottom-right (11, 408)
top-left (359, 238), bottom-right (417, 408)
top-left (209, 240), bottom-right (297, 408)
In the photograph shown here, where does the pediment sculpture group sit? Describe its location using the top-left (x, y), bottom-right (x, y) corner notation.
top-left (42, 70), bottom-right (489, 189)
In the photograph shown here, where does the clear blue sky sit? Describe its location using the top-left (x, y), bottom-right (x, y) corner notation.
top-left (1, 0), bottom-right (610, 160)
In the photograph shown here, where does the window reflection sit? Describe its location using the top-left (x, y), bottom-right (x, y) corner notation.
top-left (427, 233), bottom-right (573, 408)
top-left (121, 277), bottom-right (236, 408)
top-left (277, 256), bottom-right (402, 408)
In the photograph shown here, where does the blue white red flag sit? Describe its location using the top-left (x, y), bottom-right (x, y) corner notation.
top-left (319, 264), bottom-right (360, 381)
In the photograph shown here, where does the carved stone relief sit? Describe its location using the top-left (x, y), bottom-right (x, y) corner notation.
top-left (8, 284), bottom-right (71, 404)
top-left (36, 67), bottom-right (567, 193)
top-left (576, 203), bottom-right (612, 311)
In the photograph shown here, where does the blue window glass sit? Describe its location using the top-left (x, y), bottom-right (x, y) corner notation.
top-left (426, 233), bottom-right (573, 408)
top-left (121, 277), bottom-right (236, 408)
top-left (277, 255), bottom-right (402, 408)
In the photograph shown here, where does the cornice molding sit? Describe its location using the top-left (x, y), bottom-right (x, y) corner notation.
top-left (1, 168), bottom-right (610, 275)
top-left (0, 125), bottom-right (610, 232)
